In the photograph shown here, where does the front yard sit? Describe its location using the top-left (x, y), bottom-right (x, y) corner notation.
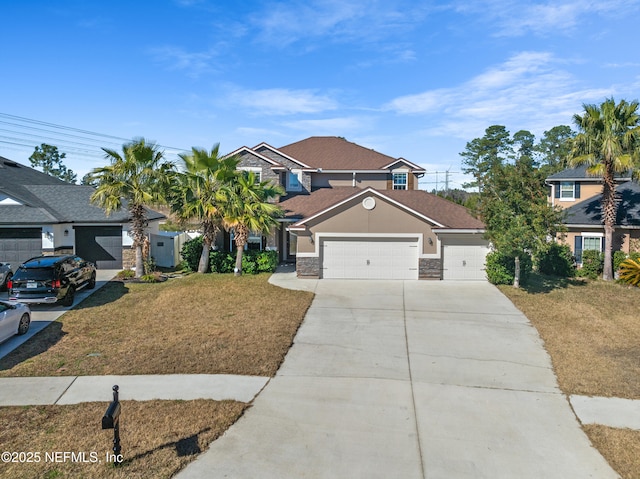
top-left (500, 274), bottom-right (640, 479)
top-left (0, 273), bottom-right (314, 479)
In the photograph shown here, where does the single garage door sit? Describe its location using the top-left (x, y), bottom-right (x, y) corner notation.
top-left (0, 228), bottom-right (42, 269)
top-left (74, 226), bottom-right (123, 269)
top-left (443, 243), bottom-right (489, 280)
top-left (321, 238), bottom-right (419, 279)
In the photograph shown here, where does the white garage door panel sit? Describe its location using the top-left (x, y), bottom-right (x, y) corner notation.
top-left (322, 239), bottom-right (418, 280)
top-left (443, 244), bottom-right (489, 280)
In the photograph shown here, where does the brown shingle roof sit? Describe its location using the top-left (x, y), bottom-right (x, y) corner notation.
top-left (279, 137), bottom-right (409, 170)
top-left (280, 187), bottom-right (484, 229)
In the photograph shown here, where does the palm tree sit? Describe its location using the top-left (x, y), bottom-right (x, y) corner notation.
top-left (89, 138), bottom-right (175, 277)
top-left (569, 98), bottom-right (640, 280)
top-left (172, 145), bottom-right (239, 273)
top-left (217, 171), bottom-right (284, 276)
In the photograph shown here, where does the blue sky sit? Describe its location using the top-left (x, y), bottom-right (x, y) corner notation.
top-left (2, 0), bottom-right (639, 189)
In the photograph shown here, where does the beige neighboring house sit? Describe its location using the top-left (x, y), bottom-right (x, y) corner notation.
top-left (546, 165), bottom-right (640, 264)
top-left (225, 136), bottom-right (488, 280)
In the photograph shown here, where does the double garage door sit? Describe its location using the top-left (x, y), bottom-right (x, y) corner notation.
top-left (321, 238), bottom-right (419, 279)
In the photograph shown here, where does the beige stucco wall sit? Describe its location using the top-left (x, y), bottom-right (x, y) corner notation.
top-left (560, 228), bottom-right (630, 254)
top-left (311, 173), bottom-right (387, 189)
top-left (295, 195), bottom-right (438, 255)
top-left (551, 183), bottom-right (602, 209)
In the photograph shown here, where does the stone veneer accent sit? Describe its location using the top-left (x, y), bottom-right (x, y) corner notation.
top-left (296, 256), bottom-right (320, 278)
top-left (419, 258), bottom-right (441, 280)
top-left (123, 246), bottom-right (135, 270)
top-left (237, 152), bottom-right (281, 186)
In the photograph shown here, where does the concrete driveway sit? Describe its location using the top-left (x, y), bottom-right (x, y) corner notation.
top-left (0, 269), bottom-right (118, 360)
top-left (177, 279), bottom-right (617, 479)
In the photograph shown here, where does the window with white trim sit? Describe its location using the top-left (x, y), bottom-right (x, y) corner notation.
top-left (287, 169), bottom-right (302, 191)
top-left (574, 234), bottom-right (603, 263)
top-left (238, 167), bottom-right (261, 184)
top-left (560, 181), bottom-right (575, 199)
top-left (392, 172), bottom-right (408, 190)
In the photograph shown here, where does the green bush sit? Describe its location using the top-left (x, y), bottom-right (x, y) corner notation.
top-left (180, 236), bottom-right (204, 272)
top-left (536, 243), bottom-right (576, 277)
top-left (209, 249), bottom-right (279, 274)
top-left (486, 250), bottom-right (532, 285)
top-left (209, 251), bottom-right (236, 273)
top-left (613, 251), bottom-right (628, 273)
top-left (578, 250), bottom-right (603, 279)
top-left (116, 269), bottom-right (135, 279)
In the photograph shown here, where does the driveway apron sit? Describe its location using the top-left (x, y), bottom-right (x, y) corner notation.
top-left (177, 280), bottom-right (617, 479)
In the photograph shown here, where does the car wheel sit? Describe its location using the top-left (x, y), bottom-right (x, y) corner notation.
top-left (62, 286), bottom-right (75, 307)
top-left (87, 273), bottom-right (96, 289)
top-left (17, 313), bottom-right (30, 335)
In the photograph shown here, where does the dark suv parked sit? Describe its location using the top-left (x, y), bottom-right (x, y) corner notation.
top-left (8, 255), bottom-right (97, 306)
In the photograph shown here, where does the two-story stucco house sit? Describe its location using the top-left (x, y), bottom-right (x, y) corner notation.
top-left (227, 136), bottom-right (489, 280)
top-left (546, 165), bottom-right (640, 263)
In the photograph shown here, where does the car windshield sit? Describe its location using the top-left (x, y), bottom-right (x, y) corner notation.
top-left (13, 267), bottom-right (54, 281)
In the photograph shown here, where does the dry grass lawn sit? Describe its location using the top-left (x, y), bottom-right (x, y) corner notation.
top-left (499, 274), bottom-right (640, 479)
top-left (0, 273), bottom-right (314, 377)
top-left (499, 275), bottom-right (640, 399)
top-left (0, 400), bottom-right (245, 479)
top-left (0, 272), bottom-right (313, 478)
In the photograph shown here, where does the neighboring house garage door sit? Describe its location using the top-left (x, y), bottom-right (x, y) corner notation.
top-left (0, 228), bottom-right (43, 269)
top-left (321, 238), bottom-right (419, 279)
top-left (74, 226), bottom-right (123, 269)
top-left (442, 242), bottom-right (489, 280)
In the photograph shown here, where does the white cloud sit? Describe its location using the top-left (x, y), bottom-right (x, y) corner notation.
top-left (226, 87), bottom-right (339, 116)
top-left (451, 0), bottom-right (640, 37)
top-left (249, 0), bottom-right (430, 47)
top-left (150, 46), bottom-right (219, 77)
top-left (385, 51), bottom-right (615, 140)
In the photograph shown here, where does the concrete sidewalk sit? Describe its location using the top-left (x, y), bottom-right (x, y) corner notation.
top-left (0, 374), bottom-right (269, 406)
top-left (177, 276), bottom-right (619, 479)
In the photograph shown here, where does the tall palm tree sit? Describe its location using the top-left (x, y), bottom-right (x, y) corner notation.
top-left (172, 145), bottom-right (239, 273)
top-left (89, 138), bottom-right (175, 277)
top-left (569, 98), bottom-right (640, 280)
top-left (217, 171), bottom-right (284, 276)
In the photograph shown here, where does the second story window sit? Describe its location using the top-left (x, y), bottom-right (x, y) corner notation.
top-left (560, 181), bottom-right (574, 199)
top-left (287, 170), bottom-right (302, 192)
top-left (393, 172), bottom-right (408, 190)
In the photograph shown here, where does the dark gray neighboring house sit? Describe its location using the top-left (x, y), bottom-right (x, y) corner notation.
top-left (0, 156), bottom-right (164, 270)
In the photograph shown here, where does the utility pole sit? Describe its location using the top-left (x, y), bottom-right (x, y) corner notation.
top-left (419, 169), bottom-right (459, 194)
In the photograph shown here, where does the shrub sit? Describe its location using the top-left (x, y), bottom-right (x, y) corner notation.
top-left (486, 250), bottom-right (532, 286)
top-left (139, 273), bottom-right (161, 283)
top-left (536, 243), bottom-right (576, 277)
top-left (180, 236), bottom-right (204, 272)
top-left (209, 251), bottom-right (236, 273)
top-left (613, 251), bottom-right (628, 273)
top-left (209, 250), bottom-right (279, 274)
top-left (578, 250), bottom-right (603, 279)
top-left (619, 258), bottom-right (640, 286)
top-left (116, 269), bottom-right (135, 279)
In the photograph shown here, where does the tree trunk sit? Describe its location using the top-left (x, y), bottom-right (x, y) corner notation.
top-left (601, 165), bottom-right (617, 281)
top-left (135, 244), bottom-right (144, 278)
top-left (198, 241), bottom-right (211, 273)
top-left (513, 255), bottom-right (520, 288)
top-left (234, 243), bottom-right (244, 276)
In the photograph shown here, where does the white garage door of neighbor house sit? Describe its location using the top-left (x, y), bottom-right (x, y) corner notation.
top-left (443, 244), bottom-right (489, 280)
top-left (321, 238), bottom-right (419, 279)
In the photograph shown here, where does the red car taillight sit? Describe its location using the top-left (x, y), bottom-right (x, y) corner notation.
top-left (51, 279), bottom-right (61, 288)
top-left (6, 280), bottom-right (12, 289)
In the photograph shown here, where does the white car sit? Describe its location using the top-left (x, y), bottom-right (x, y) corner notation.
top-left (0, 300), bottom-right (31, 343)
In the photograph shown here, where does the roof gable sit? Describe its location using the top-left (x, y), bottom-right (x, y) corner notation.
top-left (282, 187), bottom-right (484, 230)
top-left (225, 146), bottom-right (285, 169)
top-left (279, 137), bottom-right (421, 171)
top-left (252, 143), bottom-right (311, 169)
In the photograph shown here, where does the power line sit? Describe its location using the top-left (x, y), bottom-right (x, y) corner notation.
top-left (0, 112), bottom-right (191, 160)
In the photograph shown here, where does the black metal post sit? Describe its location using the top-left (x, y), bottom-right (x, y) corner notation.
top-left (112, 385), bottom-right (122, 465)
